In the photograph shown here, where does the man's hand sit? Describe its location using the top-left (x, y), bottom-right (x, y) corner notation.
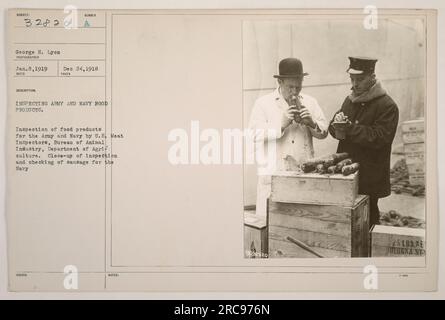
top-left (331, 113), bottom-right (352, 140)
top-left (334, 112), bottom-right (349, 123)
top-left (281, 106), bottom-right (299, 130)
top-left (298, 106), bottom-right (316, 129)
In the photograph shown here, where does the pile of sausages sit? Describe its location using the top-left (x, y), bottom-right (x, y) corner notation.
top-left (380, 210), bottom-right (425, 229)
top-left (300, 152), bottom-right (360, 176)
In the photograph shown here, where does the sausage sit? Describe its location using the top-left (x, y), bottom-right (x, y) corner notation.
top-left (300, 152), bottom-right (352, 173)
top-left (331, 152), bottom-right (350, 164)
top-left (341, 163), bottom-right (360, 175)
top-left (301, 152), bottom-right (350, 172)
top-left (301, 156), bottom-right (330, 172)
top-left (326, 165), bottom-right (336, 174)
top-left (315, 163), bottom-right (326, 174)
top-left (335, 158), bottom-right (353, 173)
top-left (301, 156), bottom-right (328, 167)
top-left (322, 159), bottom-right (335, 169)
top-left (301, 163), bottom-right (316, 173)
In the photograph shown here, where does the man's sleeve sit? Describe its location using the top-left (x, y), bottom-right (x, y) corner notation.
top-left (248, 99), bottom-right (285, 142)
top-left (328, 98), bottom-right (348, 140)
top-left (346, 102), bottom-right (399, 149)
top-left (308, 97), bottom-right (328, 139)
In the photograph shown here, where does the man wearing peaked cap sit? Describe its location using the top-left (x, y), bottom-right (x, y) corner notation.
top-left (249, 58), bottom-right (328, 217)
top-left (329, 56), bottom-right (399, 229)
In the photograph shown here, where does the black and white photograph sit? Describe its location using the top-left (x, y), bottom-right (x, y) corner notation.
top-left (1, 5), bottom-right (440, 295)
top-left (243, 16), bottom-right (427, 259)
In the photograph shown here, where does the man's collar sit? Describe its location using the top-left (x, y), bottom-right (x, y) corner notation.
top-left (349, 80), bottom-right (386, 104)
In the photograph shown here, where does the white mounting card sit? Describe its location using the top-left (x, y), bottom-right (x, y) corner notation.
top-left (6, 8), bottom-right (438, 292)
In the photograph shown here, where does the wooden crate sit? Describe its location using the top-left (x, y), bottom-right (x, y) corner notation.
top-left (402, 119), bottom-right (424, 144)
top-left (271, 171), bottom-right (359, 207)
top-left (244, 211), bottom-right (268, 258)
top-left (371, 225), bottom-right (425, 257)
top-left (403, 143), bottom-right (425, 185)
top-left (268, 195), bottom-right (369, 258)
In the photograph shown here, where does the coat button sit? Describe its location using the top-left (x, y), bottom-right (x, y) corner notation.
top-left (292, 140), bottom-right (295, 143)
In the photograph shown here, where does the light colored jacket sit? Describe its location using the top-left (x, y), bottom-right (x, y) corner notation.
top-left (248, 87), bottom-right (328, 216)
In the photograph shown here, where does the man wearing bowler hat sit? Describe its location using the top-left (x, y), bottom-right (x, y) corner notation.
top-left (249, 57), bottom-right (328, 217)
top-left (329, 57), bottom-right (399, 228)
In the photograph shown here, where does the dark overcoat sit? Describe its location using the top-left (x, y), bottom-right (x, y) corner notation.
top-left (329, 94), bottom-right (399, 198)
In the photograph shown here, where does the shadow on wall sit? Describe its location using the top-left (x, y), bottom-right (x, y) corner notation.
top-left (243, 18), bottom-right (425, 206)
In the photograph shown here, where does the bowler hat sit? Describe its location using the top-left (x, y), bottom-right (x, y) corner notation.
top-left (347, 56), bottom-right (378, 74)
top-left (273, 58), bottom-right (309, 78)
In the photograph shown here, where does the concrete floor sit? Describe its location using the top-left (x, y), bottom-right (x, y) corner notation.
top-left (378, 193), bottom-right (425, 220)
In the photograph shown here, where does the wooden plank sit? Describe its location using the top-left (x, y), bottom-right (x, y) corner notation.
top-left (407, 163), bottom-right (424, 175)
top-left (271, 172), bottom-right (359, 207)
top-left (405, 152), bottom-right (424, 165)
top-left (244, 224), bottom-right (268, 258)
top-left (404, 142), bottom-right (424, 154)
top-left (269, 225), bottom-right (351, 252)
top-left (269, 239), bottom-right (349, 258)
top-left (404, 143), bottom-right (425, 167)
top-left (244, 211), bottom-right (268, 258)
top-left (268, 200), bottom-right (352, 221)
top-left (244, 211), bottom-right (267, 229)
top-left (402, 131), bottom-right (424, 144)
top-left (351, 196), bottom-right (370, 257)
top-left (371, 245), bottom-right (425, 257)
top-left (402, 119), bottom-right (424, 132)
top-left (409, 175), bottom-right (425, 186)
top-left (407, 166), bottom-right (425, 176)
top-left (268, 195), bottom-right (367, 218)
top-left (360, 199), bottom-right (370, 257)
top-left (269, 212), bottom-right (350, 238)
top-left (370, 225), bottom-right (425, 257)
top-left (371, 225), bottom-right (425, 242)
top-left (273, 171), bottom-right (358, 180)
top-left (351, 202), bottom-right (361, 257)
top-left (260, 222), bottom-right (268, 258)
